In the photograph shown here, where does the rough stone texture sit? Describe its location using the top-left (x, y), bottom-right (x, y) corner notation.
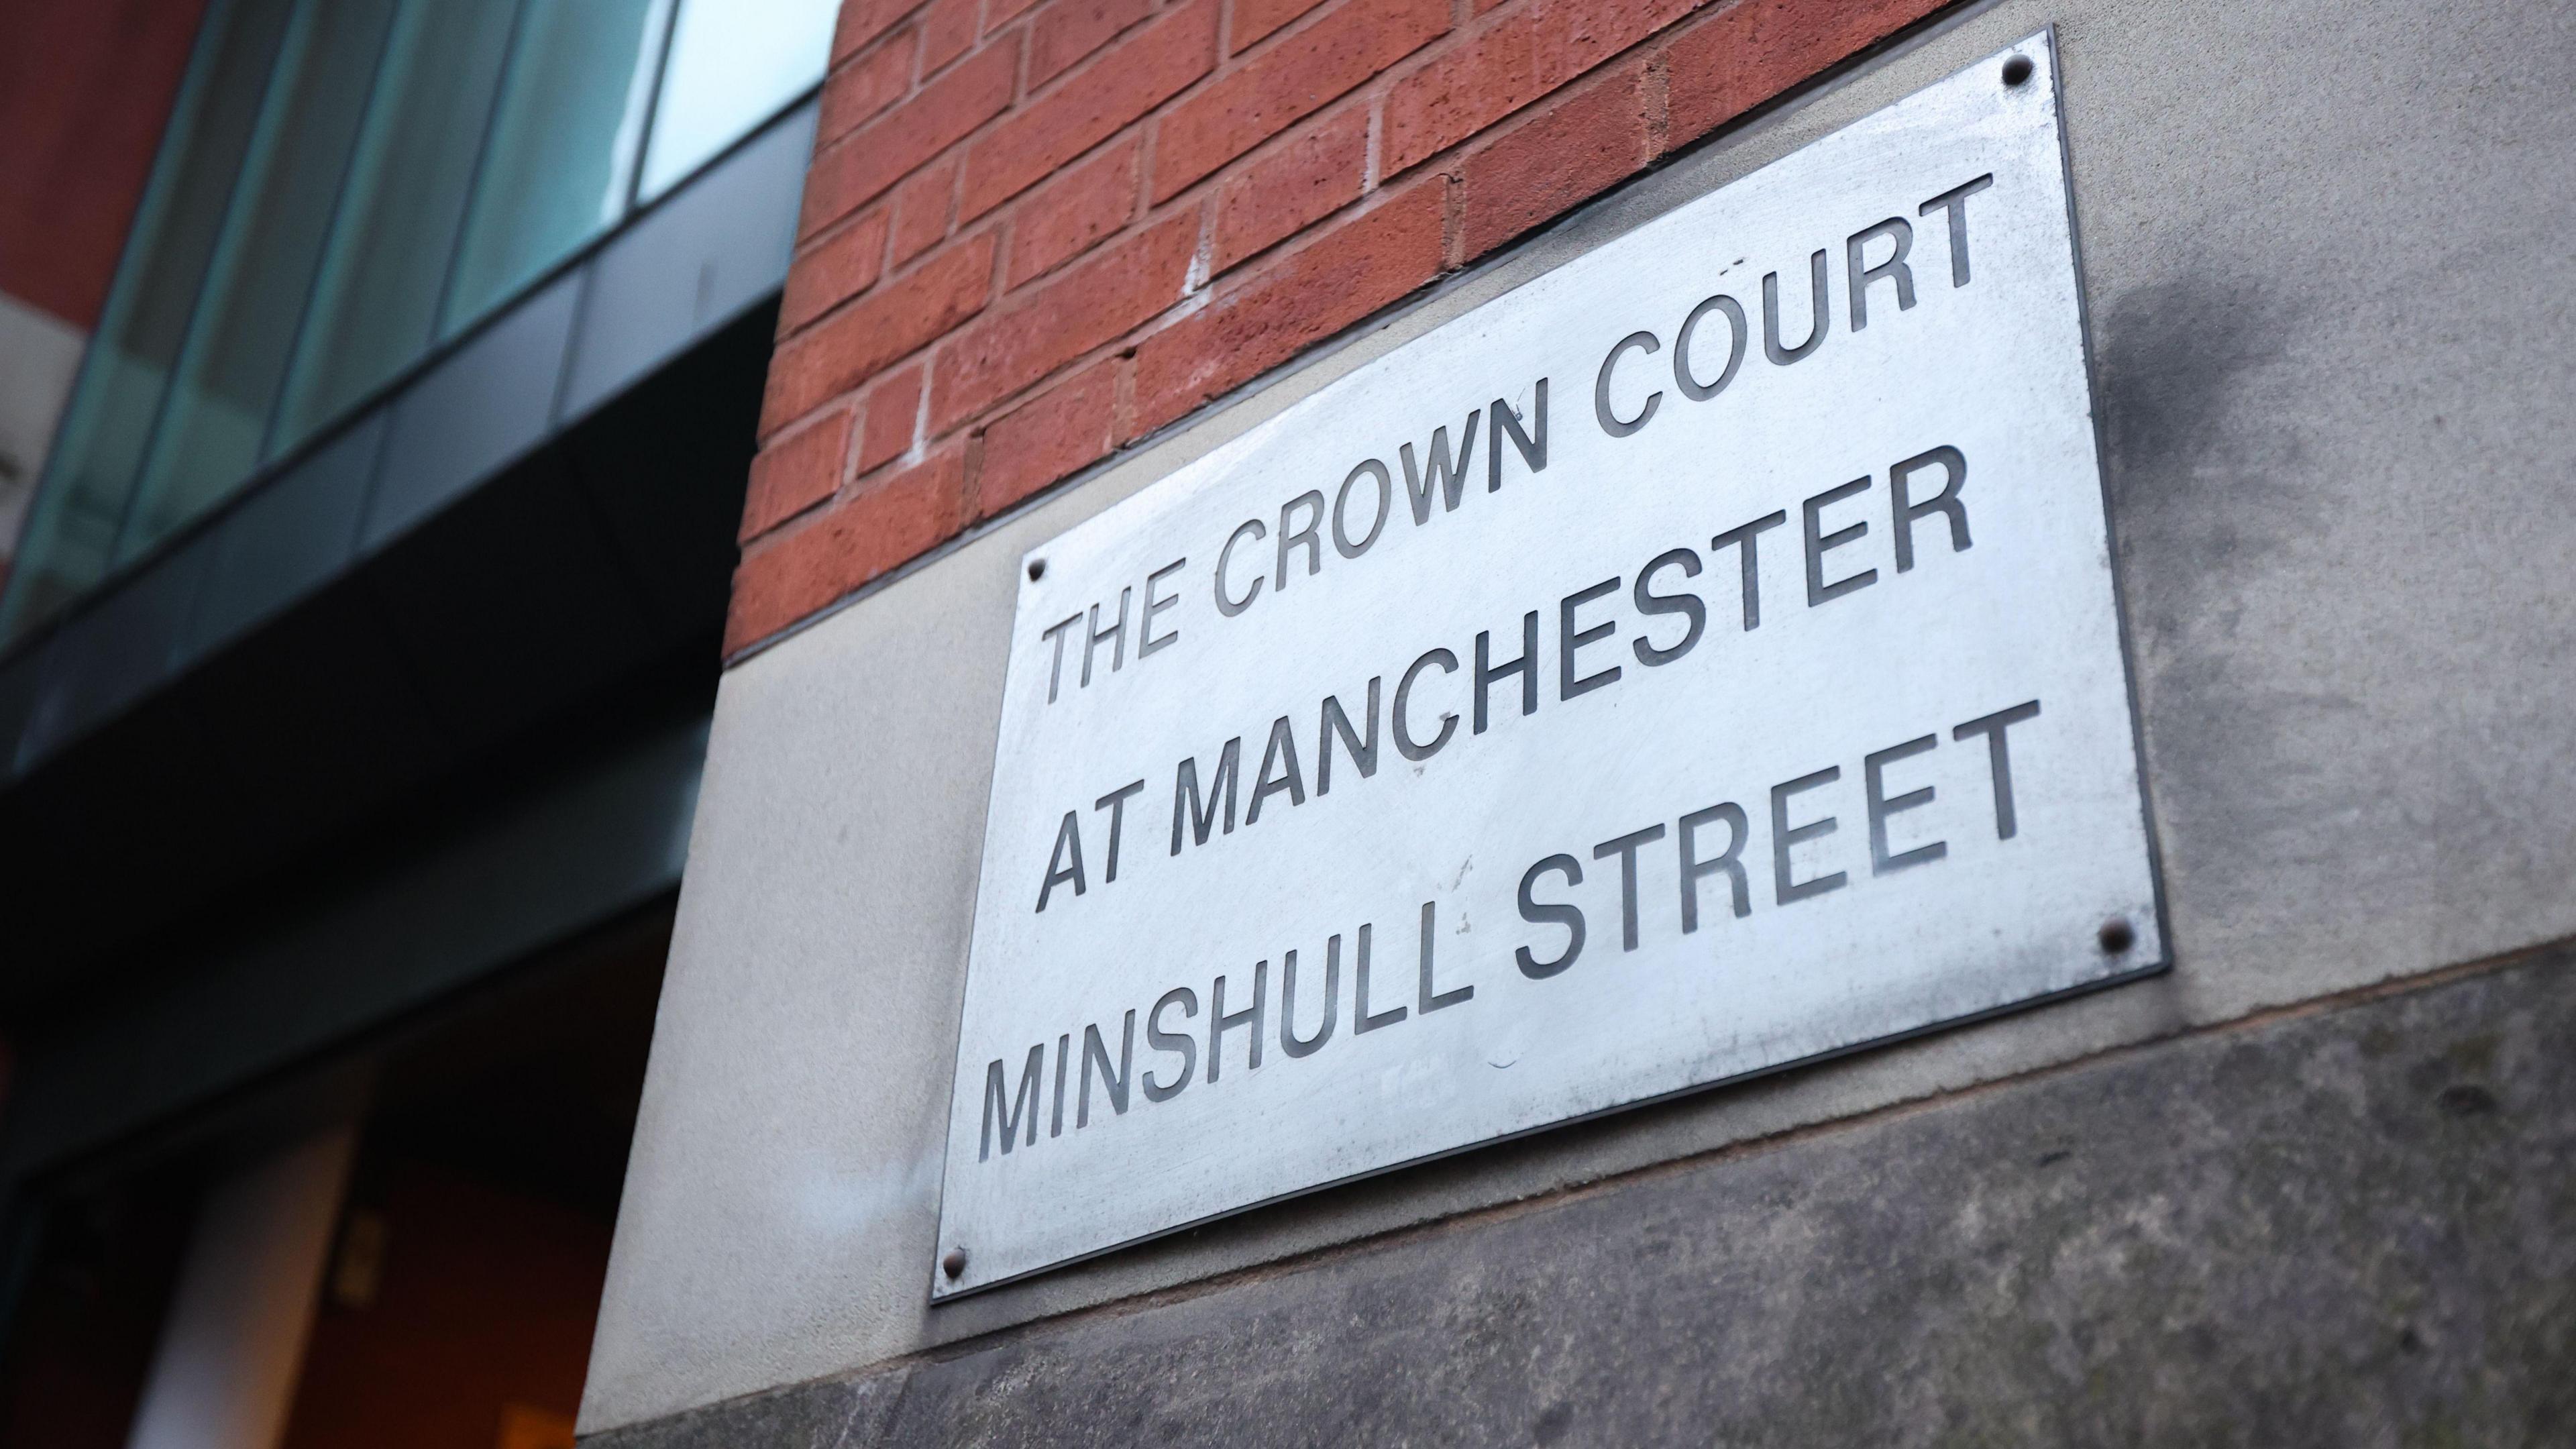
top-left (588, 952), bottom-right (2576, 1448)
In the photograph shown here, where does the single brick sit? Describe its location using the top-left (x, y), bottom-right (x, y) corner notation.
top-left (920, 0), bottom-right (983, 74)
top-left (803, 37), bottom-right (1019, 237)
top-left (764, 234), bottom-right (996, 433)
top-left (1008, 134), bottom-right (1142, 287)
top-left (727, 445), bottom-right (969, 654)
top-left (891, 156), bottom-right (961, 268)
top-left (1382, 0), bottom-right (1702, 176)
top-left (974, 358), bottom-right (1122, 518)
top-left (835, 0), bottom-right (914, 64)
top-left (1029, 0), bottom-right (1154, 89)
top-left (820, 30), bottom-right (917, 144)
top-left (1230, 0), bottom-right (1330, 54)
top-left (1150, 0), bottom-right (1447, 201)
top-left (960, 0), bottom-right (1219, 220)
top-left (740, 406), bottom-right (855, 541)
top-left (780, 211), bottom-right (892, 335)
top-left (1457, 58), bottom-right (1656, 260)
top-left (1665, 0), bottom-right (1945, 147)
top-left (1385, 16), bottom-right (1534, 177)
top-left (932, 208), bottom-right (1199, 431)
top-left (985, 0), bottom-right (1046, 33)
top-left (858, 366), bottom-right (926, 476)
top-left (1211, 103), bottom-right (1367, 272)
top-left (1133, 177), bottom-right (1444, 430)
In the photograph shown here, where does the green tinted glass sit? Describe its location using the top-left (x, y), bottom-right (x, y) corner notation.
top-left (269, 0), bottom-right (521, 456)
top-left (0, 0), bottom-right (834, 645)
top-left (638, 0), bottom-right (835, 201)
top-left (0, 0), bottom-right (297, 637)
top-left (441, 0), bottom-right (670, 337)
top-left (120, 0), bottom-right (400, 561)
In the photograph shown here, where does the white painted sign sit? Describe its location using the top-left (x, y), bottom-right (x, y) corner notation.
top-left (934, 32), bottom-right (2160, 1297)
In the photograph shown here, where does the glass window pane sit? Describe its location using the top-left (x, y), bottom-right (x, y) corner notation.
top-left (0, 0), bottom-right (297, 639)
top-left (441, 0), bottom-right (671, 339)
top-left (269, 0), bottom-right (520, 457)
top-left (119, 0), bottom-right (401, 562)
top-left (637, 0), bottom-right (837, 202)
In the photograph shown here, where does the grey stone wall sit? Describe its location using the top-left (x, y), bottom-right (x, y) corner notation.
top-left (588, 949), bottom-right (2574, 1448)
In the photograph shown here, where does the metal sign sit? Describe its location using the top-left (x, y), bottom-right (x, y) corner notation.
top-left (933, 32), bottom-right (2159, 1297)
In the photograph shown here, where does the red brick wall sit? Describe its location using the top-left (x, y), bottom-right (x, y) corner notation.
top-left (0, 0), bottom-right (208, 327)
top-left (733, 0), bottom-right (1951, 656)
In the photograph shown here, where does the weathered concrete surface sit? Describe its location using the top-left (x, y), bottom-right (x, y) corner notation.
top-left (582, 0), bottom-right (2576, 1427)
top-left (589, 951), bottom-right (2575, 1448)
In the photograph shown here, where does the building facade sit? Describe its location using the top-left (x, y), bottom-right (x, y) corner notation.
top-left (0, 0), bottom-right (2571, 1445)
top-left (0, 1), bottom-right (836, 1444)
